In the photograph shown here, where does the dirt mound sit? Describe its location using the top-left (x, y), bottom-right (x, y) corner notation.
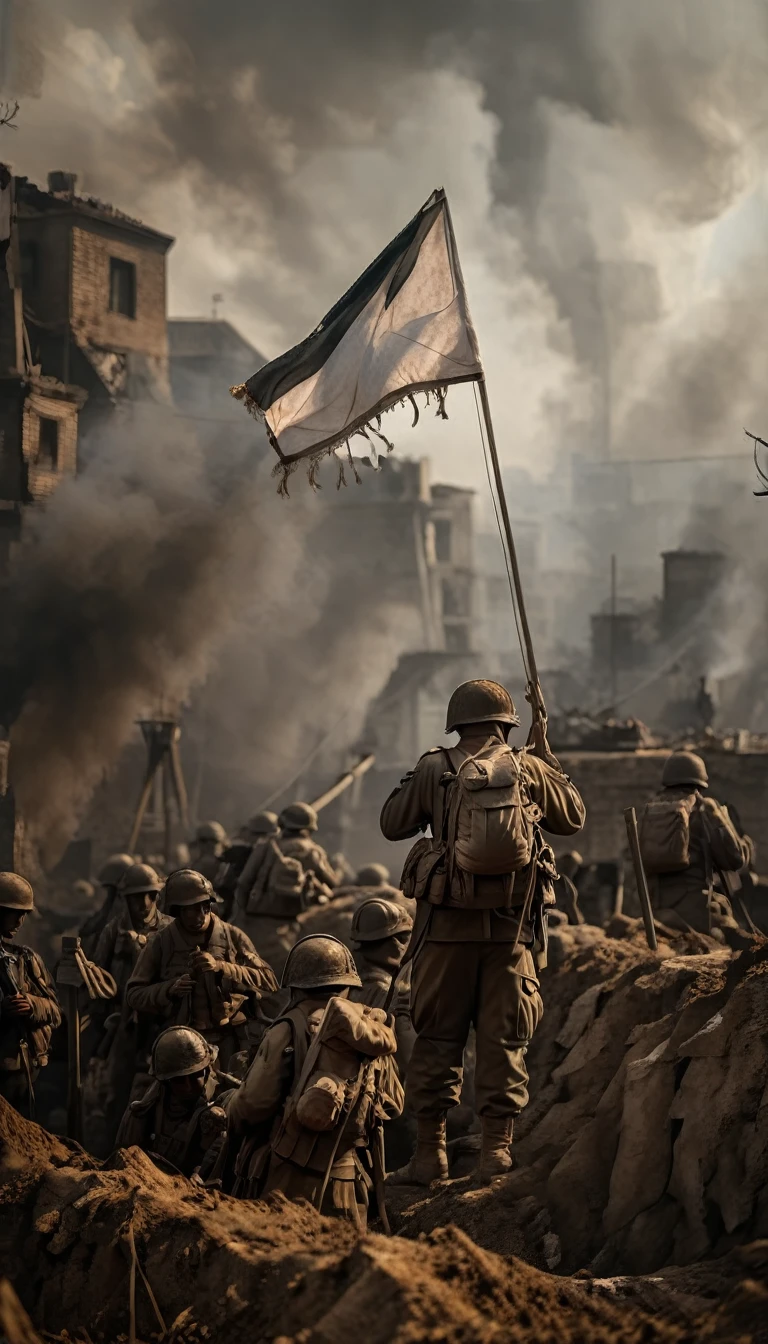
top-left (0, 1097), bottom-right (706, 1343)
top-left (391, 933), bottom-right (768, 1280)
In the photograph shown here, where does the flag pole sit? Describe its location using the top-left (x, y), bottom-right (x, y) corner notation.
top-left (476, 374), bottom-right (546, 729)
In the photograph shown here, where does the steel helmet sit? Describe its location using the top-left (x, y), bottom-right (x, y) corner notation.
top-left (245, 811), bottom-right (279, 837)
top-left (661, 751), bottom-right (709, 789)
top-left (151, 1026), bottom-right (218, 1081)
top-left (281, 934), bottom-right (362, 990)
top-left (445, 680), bottom-right (520, 734)
top-left (164, 868), bottom-right (217, 908)
top-left (355, 863), bottom-right (390, 888)
top-left (97, 853), bottom-right (135, 887)
top-left (119, 862), bottom-right (162, 898)
top-left (0, 872), bottom-right (34, 911)
top-left (279, 802), bottom-right (319, 833)
top-left (195, 821), bottom-right (227, 845)
top-left (351, 897), bottom-right (413, 944)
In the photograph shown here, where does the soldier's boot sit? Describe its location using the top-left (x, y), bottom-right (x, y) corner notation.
top-left (388, 1115), bottom-right (449, 1185)
top-left (477, 1116), bottom-right (514, 1184)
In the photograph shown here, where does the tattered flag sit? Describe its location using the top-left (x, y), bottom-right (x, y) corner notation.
top-left (231, 188), bottom-right (483, 493)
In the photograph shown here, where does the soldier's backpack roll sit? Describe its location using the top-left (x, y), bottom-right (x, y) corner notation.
top-left (639, 793), bottom-right (698, 875)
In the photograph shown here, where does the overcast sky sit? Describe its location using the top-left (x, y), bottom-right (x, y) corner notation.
top-left (5, 0), bottom-right (768, 490)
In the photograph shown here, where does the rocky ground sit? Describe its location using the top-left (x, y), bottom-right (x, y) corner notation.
top-left (3, 919), bottom-right (768, 1342)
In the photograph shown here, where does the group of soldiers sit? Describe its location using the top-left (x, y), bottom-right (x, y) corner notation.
top-left (0, 678), bottom-right (759, 1229)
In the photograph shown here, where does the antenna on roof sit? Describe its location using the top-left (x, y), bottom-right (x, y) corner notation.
top-left (211, 292), bottom-right (223, 320)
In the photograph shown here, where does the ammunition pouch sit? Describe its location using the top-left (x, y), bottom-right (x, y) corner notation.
top-left (399, 837), bottom-right (449, 905)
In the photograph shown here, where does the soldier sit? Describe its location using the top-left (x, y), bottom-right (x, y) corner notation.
top-left (380, 679), bottom-right (585, 1186)
top-left (227, 934), bottom-right (402, 1228)
top-left (0, 873), bottom-right (61, 1117)
top-left (277, 803), bottom-right (341, 892)
top-left (553, 852), bottom-right (585, 925)
top-left (125, 869), bottom-right (278, 1070)
top-left (231, 803), bottom-right (339, 982)
top-left (350, 897), bottom-right (415, 1077)
top-left (218, 812), bottom-right (280, 921)
top-left (93, 863), bottom-right (171, 1137)
top-left (641, 751), bottom-right (752, 946)
top-left (115, 1025), bottom-right (227, 1178)
top-left (94, 863), bottom-right (170, 999)
top-left (188, 822), bottom-right (228, 885)
top-left (79, 853), bottom-right (135, 959)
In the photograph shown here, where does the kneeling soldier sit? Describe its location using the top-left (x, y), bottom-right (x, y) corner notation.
top-left (227, 934), bottom-right (403, 1229)
top-left (115, 1025), bottom-right (227, 1178)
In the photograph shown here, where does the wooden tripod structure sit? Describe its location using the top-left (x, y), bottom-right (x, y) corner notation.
top-left (127, 718), bottom-right (189, 867)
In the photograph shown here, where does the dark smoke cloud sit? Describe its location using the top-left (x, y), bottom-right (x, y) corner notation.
top-left (3, 411), bottom-right (272, 861)
top-left (7, 0), bottom-right (768, 853)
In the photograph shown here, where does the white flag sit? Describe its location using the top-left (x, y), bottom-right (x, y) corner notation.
top-left (232, 188), bottom-right (483, 492)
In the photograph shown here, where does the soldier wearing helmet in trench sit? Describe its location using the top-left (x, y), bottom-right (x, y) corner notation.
top-left (79, 853), bottom-right (135, 960)
top-left (380, 679), bottom-right (586, 1186)
top-left (188, 821), bottom-right (229, 885)
top-left (216, 811), bottom-right (280, 922)
top-left (91, 863), bottom-right (171, 1139)
top-left (232, 802), bottom-right (342, 984)
top-left (643, 751), bottom-right (752, 947)
top-left (226, 934), bottom-right (403, 1228)
top-left (125, 869), bottom-right (278, 1071)
top-left (115, 1025), bottom-right (228, 1178)
top-left (349, 896), bottom-right (414, 1054)
top-left (0, 873), bottom-right (61, 1117)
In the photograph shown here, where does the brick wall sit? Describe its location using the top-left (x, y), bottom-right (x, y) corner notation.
top-left (558, 748), bottom-right (768, 873)
top-left (70, 224), bottom-right (168, 360)
top-left (22, 390), bottom-right (78, 501)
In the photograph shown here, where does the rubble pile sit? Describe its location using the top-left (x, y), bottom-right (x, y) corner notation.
top-left (393, 929), bottom-right (768, 1280)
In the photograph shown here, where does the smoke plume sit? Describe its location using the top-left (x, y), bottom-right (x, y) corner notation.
top-left (6, 0), bottom-right (768, 855)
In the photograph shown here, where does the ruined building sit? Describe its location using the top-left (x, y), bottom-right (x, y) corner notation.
top-left (17, 170), bottom-right (174, 418)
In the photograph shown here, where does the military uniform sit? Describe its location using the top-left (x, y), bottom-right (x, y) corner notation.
top-left (94, 892), bottom-right (171, 1139)
top-left (233, 808), bottom-right (339, 980)
top-left (94, 905), bottom-right (171, 999)
top-left (126, 912), bottom-right (277, 1070)
top-left (116, 1073), bottom-right (227, 1176)
top-left (0, 873), bottom-right (61, 1118)
top-left (79, 853), bottom-right (134, 960)
top-left (227, 936), bottom-right (402, 1228)
top-left (115, 1025), bottom-right (227, 1177)
top-left (650, 792), bottom-right (749, 938)
top-left (380, 680), bottom-right (586, 1183)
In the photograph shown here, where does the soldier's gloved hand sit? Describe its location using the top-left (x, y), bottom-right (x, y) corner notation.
top-left (189, 951), bottom-right (222, 975)
top-left (2, 993), bottom-right (32, 1018)
top-left (169, 973), bottom-right (195, 997)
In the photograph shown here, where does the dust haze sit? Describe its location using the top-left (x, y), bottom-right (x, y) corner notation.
top-left (5, 1), bottom-right (768, 851)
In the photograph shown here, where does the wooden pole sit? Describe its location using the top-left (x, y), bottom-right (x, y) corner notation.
top-left (476, 376), bottom-right (545, 723)
top-left (623, 807), bottom-right (658, 951)
top-left (310, 753), bottom-right (376, 812)
top-left (127, 766), bottom-right (157, 854)
top-left (162, 754), bottom-right (175, 871)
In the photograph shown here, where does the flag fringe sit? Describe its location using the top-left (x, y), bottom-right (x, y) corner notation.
top-left (237, 384), bottom-right (452, 496)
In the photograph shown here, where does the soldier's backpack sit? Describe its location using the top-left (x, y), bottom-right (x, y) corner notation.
top-left (245, 839), bottom-right (306, 918)
top-left (447, 740), bottom-right (542, 877)
top-left (639, 793), bottom-right (698, 875)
